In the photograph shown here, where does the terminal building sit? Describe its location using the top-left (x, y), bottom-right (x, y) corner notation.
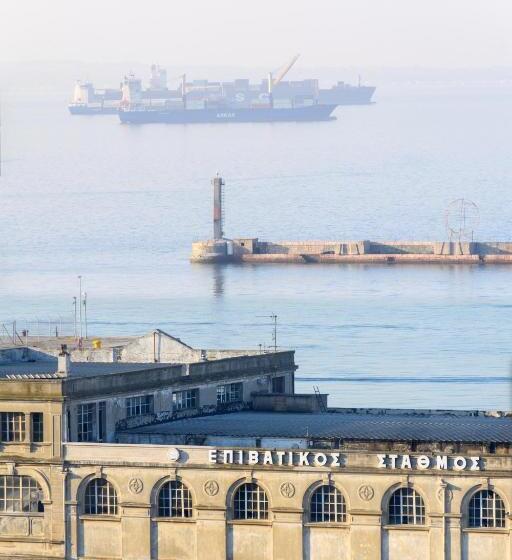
top-left (0, 330), bottom-right (510, 560)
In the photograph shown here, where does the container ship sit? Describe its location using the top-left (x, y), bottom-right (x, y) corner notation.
top-left (68, 57), bottom-right (375, 121)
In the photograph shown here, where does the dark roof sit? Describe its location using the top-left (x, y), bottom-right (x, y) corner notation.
top-left (124, 410), bottom-right (512, 444)
top-left (0, 360), bottom-right (172, 379)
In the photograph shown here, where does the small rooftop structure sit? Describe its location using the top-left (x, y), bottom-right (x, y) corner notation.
top-left (0, 329), bottom-right (262, 364)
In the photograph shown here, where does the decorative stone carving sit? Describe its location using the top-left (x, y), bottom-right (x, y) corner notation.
top-left (280, 482), bottom-right (296, 498)
top-left (436, 486), bottom-right (453, 503)
top-left (358, 484), bottom-right (375, 501)
top-left (128, 478), bottom-right (144, 495)
top-left (203, 480), bottom-right (219, 496)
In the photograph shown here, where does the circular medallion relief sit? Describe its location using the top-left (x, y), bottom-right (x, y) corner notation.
top-left (168, 448), bottom-right (180, 462)
top-left (358, 484), bottom-right (375, 501)
top-left (128, 478), bottom-right (144, 495)
top-left (280, 482), bottom-right (296, 498)
top-left (203, 480), bottom-right (219, 496)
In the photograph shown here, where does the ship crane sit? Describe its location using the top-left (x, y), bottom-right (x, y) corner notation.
top-left (268, 54), bottom-right (300, 94)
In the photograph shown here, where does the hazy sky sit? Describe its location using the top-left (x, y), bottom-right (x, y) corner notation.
top-left (1, 0), bottom-right (511, 68)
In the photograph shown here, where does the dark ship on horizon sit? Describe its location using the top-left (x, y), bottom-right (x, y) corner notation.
top-left (68, 57), bottom-right (376, 124)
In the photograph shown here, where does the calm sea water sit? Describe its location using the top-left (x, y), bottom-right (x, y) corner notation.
top-left (1, 85), bottom-right (511, 410)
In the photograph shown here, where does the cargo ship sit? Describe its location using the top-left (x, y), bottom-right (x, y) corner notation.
top-left (68, 57), bottom-right (375, 117)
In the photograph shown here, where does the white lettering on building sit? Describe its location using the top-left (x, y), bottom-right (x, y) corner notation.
top-left (377, 454), bottom-right (482, 471)
top-left (208, 449), bottom-right (345, 468)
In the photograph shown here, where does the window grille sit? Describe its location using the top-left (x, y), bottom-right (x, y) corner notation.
top-left (172, 389), bottom-right (199, 411)
top-left (158, 480), bottom-right (193, 518)
top-left (126, 395), bottom-right (154, 417)
top-left (0, 476), bottom-right (44, 513)
top-left (77, 403), bottom-right (96, 442)
top-left (0, 412), bottom-right (26, 442)
top-left (217, 382), bottom-right (243, 404)
top-left (84, 478), bottom-right (118, 515)
top-left (233, 483), bottom-right (268, 520)
top-left (468, 490), bottom-right (506, 528)
top-left (310, 485), bottom-right (346, 523)
top-left (388, 488), bottom-right (425, 525)
top-left (31, 413), bottom-right (44, 443)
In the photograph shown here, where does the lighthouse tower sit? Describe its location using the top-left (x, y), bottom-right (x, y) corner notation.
top-left (213, 175), bottom-right (224, 240)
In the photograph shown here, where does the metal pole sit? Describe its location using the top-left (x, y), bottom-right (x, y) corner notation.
top-left (73, 297), bottom-right (77, 339)
top-left (78, 276), bottom-right (83, 339)
top-left (83, 292), bottom-right (88, 339)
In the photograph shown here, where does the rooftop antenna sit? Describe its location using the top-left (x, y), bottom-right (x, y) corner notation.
top-left (78, 276), bottom-right (83, 339)
top-left (83, 291), bottom-right (88, 339)
top-left (257, 313), bottom-right (278, 352)
top-left (73, 297), bottom-right (78, 340)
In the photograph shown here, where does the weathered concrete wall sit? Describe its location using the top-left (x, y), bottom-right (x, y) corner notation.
top-left (191, 237), bottom-right (512, 264)
top-left (253, 392), bottom-right (325, 413)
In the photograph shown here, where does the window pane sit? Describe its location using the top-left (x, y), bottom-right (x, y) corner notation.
top-left (388, 488), bottom-right (425, 525)
top-left (0, 412), bottom-right (26, 442)
top-left (310, 485), bottom-right (346, 523)
top-left (158, 481), bottom-right (193, 518)
top-left (217, 383), bottom-right (243, 404)
top-left (126, 395), bottom-right (154, 417)
top-left (0, 476), bottom-right (43, 513)
top-left (84, 478), bottom-right (117, 515)
top-left (77, 403), bottom-right (96, 442)
top-left (469, 490), bottom-right (506, 528)
top-left (233, 483), bottom-right (268, 520)
top-left (172, 389), bottom-right (199, 411)
top-left (31, 413), bottom-right (44, 443)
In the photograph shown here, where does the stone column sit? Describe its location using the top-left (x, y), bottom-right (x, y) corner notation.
top-left (350, 510), bottom-right (382, 560)
top-left (446, 514), bottom-right (462, 560)
top-left (272, 509), bottom-right (303, 560)
top-left (66, 501), bottom-right (78, 560)
top-left (121, 504), bottom-right (151, 560)
top-left (429, 513), bottom-right (445, 560)
top-left (195, 506), bottom-right (227, 560)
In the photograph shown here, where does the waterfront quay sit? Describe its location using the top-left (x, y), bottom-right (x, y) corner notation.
top-left (191, 238), bottom-right (512, 264)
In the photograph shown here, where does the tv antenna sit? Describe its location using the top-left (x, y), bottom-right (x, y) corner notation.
top-left (257, 313), bottom-right (278, 352)
top-left (445, 198), bottom-right (479, 242)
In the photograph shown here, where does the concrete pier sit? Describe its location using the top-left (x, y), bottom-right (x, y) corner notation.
top-left (190, 238), bottom-right (512, 264)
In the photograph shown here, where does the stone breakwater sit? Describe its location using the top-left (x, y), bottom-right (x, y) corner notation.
top-left (190, 238), bottom-right (512, 264)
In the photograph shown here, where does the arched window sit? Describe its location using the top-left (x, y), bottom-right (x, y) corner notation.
top-left (84, 478), bottom-right (118, 515)
top-left (388, 487), bottom-right (425, 525)
top-left (310, 485), bottom-right (346, 523)
top-left (468, 490), bottom-right (506, 528)
top-left (0, 476), bottom-right (44, 513)
top-left (158, 480), bottom-right (193, 518)
top-left (233, 483), bottom-right (268, 520)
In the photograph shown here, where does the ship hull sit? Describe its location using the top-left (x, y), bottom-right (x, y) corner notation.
top-left (119, 104), bottom-right (337, 124)
top-left (68, 104), bottom-right (118, 115)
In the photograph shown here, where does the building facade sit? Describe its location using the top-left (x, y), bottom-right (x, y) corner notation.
top-left (0, 332), bottom-right (509, 559)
